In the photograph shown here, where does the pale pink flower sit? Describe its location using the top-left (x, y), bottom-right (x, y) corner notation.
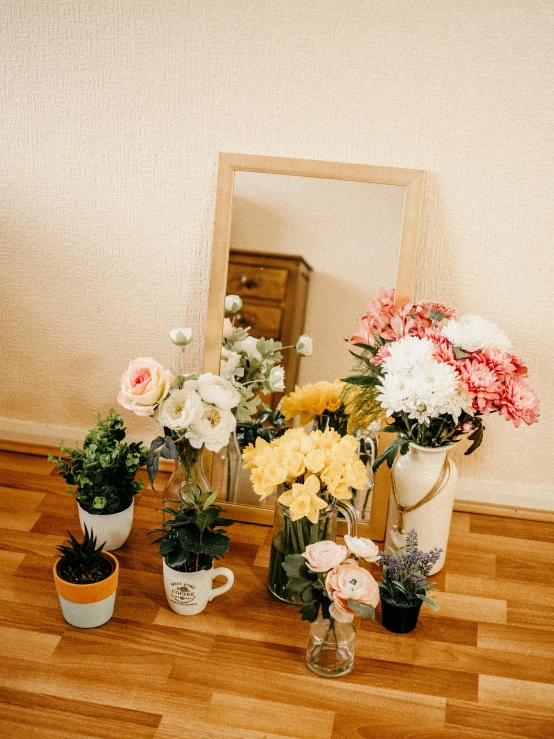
top-left (118, 358), bottom-right (174, 417)
top-left (325, 563), bottom-right (380, 623)
top-left (370, 344), bottom-right (391, 365)
top-left (302, 540), bottom-right (348, 572)
top-left (457, 358), bottom-right (502, 414)
top-left (498, 377), bottom-right (540, 427)
top-left (344, 536), bottom-right (380, 562)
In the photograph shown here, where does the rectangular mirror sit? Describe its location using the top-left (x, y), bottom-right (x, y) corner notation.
top-left (204, 153), bottom-right (425, 540)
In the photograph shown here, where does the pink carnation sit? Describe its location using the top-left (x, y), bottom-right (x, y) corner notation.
top-left (473, 348), bottom-right (528, 380)
top-left (370, 344), bottom-right (392, 366)
top-left (498, 377), bottom-right (540, 427)
top-left (417, 301), bottom-right (457, 321)
top-left (420, 328), bottom-right (456, 365)
top-left (457, 358), bottom-right (502, 414)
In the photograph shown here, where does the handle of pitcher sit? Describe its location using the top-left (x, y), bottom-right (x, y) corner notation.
top-left (336, 499), bottom-right (358, 538)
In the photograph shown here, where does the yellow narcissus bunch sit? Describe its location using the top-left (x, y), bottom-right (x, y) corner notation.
top-left (280, 380), bottom-right (346, 425)
top-left (242, 428), bottom-right (369, 522)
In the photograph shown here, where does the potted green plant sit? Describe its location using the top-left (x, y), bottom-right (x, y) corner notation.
top-left (49, 410), bottom-right (148, 550)
top-left (53, 526), bottom-right (119, 628)
top-left (378, 529), bottom-right (442, 633)
top-left (150, 490), bottom-right (234, 615)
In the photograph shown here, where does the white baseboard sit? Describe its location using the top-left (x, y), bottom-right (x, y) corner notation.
top-left (1, 417), bottom-right (553, 512)
top-left (0, 416), bottom-right (152, 448)
top-left (455, 477), bottom-right (554, 512)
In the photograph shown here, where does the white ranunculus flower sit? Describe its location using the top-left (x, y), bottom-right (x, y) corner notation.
top-left (296, 334), bottom-right (313, 356)
top-left (196, 372), bottom-right (240, 410)
top-left (154, 385), bottom-right (202, 430)
top-left (169, 327), bottom-right (193, 346)
top-left (268, 366), bottom-right (285, 392)
top-left (220, 347), bottom-right (243, 379)
top-left (235, 335), bottom-right (262, 362)
top-left (225, 294), bottom-right (242, 313)
top-left (344, 536), bottom-right (380, 563)
top-left (186, 405), bottom-right (236, 452)
top-left (442, 315), bottom-right (512, 353)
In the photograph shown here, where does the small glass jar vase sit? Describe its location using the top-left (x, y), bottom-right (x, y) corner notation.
top-left (306, 615), bottom-right (356, 678)
top-left (163, 439), bottom-right (210, 503)
top-left (211, 429), bottom-right (242, 503)
top-left (268, 496), bottom-right (357, 603)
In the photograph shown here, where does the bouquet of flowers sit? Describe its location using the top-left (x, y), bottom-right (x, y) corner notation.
top-left (344, 288), bottom-right (540, 468)
top-left (117, 329), bottom-right (240, 488)
top-left (221, 294), bottom-right (312, 423)
top-left (242, 427), bottom-right (368, 600)
top-left (283, 536), bottom-right (380, 622)
top-left (280, 380), bottom-right (350, 435)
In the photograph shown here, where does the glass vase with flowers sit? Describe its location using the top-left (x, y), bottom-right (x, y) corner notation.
top-left (242, 427), bottom-right (367, 602)
top-left (283, 536), bottom-right (380, 677)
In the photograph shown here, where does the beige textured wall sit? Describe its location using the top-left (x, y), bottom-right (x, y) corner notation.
top-left (1, 1), bottom-right (552, 508)
top-left (230, 172), bottom-right (405, 387)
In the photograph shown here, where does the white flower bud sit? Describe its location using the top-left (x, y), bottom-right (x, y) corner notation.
top-left (222, 317), bottom-right (234, 339)
top-left (268, 366), bottom-right (285, 392)
top-left (296, 334), bottom-right (313, 357)
top-left (225, 294), bottom-right (242, 313)
top-left (169, 328), bottom-right (193, 346)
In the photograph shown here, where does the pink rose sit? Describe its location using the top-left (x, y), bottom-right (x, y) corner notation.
top-left (302, 540), bottom-right (348, 572)
top-left (117, 357), bottom-right (174, 417)
top-left (326, 563), bottom-right (380, 623)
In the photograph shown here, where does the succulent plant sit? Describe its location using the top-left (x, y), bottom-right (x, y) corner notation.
top-left (56, 526), bottom-right (113, 584)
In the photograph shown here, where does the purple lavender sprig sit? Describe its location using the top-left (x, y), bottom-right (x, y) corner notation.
top-left (378, 529), bottom-right (442, 610)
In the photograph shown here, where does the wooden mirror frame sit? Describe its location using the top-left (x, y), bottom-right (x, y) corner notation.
top-left (204, 153), bottom-right (425, 540)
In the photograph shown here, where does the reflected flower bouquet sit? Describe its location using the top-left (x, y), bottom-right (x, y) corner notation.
top-left (221, 294), bottom-right (312, 423)
top-left (344, 288), bottom-right (540, 468)
top-left (280, 380), bottom-right (350, 435)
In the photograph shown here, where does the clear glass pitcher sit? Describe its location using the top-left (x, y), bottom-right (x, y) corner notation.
top-left (268, 494), bottom-right (357, 604)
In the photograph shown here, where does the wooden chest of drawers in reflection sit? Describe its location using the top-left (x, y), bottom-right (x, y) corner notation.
top-left (227, 249), bottom-right (312, 403)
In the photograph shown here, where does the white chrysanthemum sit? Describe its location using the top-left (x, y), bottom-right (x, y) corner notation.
top-left (154, 385), bottom-right (202, 430)
top-left (442, 315), bottom-right (512, 353)
top-left (381, 336), bottom-right (436, 374)
top-left (378, 356), bottom-right (471, 424)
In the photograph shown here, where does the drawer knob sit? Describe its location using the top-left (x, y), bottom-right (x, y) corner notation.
top-left (236, 311), bottom-right (258, 328)
top-left (240, 274), bottom-right (259, 290)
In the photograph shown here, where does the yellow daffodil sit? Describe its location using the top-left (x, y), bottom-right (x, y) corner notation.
top-left (278, 475), bottom-right (328, 523)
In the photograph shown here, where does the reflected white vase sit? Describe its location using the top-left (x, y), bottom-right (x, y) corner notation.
top-left (385, 443), bottom-right (457, 575)
top-left (78, 500), bottom-right (134, 552)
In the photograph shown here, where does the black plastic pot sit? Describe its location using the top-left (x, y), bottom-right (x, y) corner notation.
top-left (381, 596), bottom-right (422, 633)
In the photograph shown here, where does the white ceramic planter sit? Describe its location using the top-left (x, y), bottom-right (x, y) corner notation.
top-left (78, 500), bottom-right (134, 551)
top-left (163, 560), bottom-right (234, 615)
top-left (385, 443), bottom-right (458, 575)
top-left (53, 552), bottom-right (119, 629)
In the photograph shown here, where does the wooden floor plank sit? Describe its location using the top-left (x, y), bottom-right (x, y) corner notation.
top-left (0, 449), bottom-right (553, 737)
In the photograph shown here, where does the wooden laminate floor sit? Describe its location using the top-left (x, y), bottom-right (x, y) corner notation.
top-left (1, 450), bottom-right (554, 739)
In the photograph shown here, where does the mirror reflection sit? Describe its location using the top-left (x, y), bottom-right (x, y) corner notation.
top-left (212, 171), bottom-right (407, 515)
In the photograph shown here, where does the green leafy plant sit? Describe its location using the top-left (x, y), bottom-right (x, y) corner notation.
top-left (49, 410), bottom-right (148, 515)
top-left (56, 526), bottom-right (113, 584)
top-left (150, 489), bottom-right (234, 572)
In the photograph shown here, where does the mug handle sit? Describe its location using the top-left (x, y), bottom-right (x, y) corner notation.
top-left (209, 567), bottom-right (234, 601)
